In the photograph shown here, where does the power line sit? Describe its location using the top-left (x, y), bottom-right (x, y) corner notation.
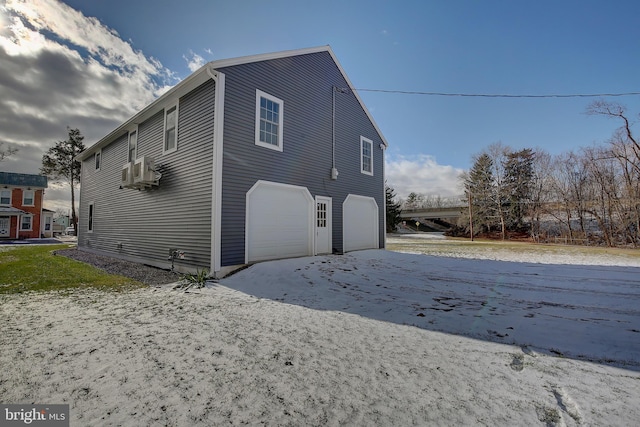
top-left (349, 88), bottom-right (640, 98)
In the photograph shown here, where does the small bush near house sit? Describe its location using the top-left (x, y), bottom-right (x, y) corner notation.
top-left (175, 269), bottom-right (210, 291)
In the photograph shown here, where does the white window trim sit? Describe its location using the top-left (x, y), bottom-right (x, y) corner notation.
top-left (255, 89), bottom-right (284, 152)
top-left (22, 189), bottom-right (35, 206)
top-left (20, 215), bottom-right (33, 231)
top-left (163, 102), bottom-right (179, 155)
top-left (360, 136), bottom-right (374, 176)
top-left (95, 149), bottom-right (102, 171)
top-left (128, 126), bottom-right (138, 162)
top-left (0, 189), bottom-right (11, 206)
top-left (88, 201), bottom-right (94, 233)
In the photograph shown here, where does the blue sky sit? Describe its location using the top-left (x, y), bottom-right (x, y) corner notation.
top-left (1, 0), bottom-right (639, 210)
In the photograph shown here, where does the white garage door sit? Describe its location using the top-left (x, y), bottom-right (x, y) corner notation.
top-left (246, 180), bottom-right (314, 263)
top-left (343, 194), bottom-right (379, 252)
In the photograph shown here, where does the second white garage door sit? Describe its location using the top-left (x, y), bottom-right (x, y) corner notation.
top-left (246, 180), bottom-right (314, 263)
top-left (343, 194), bottom-right (379, 252)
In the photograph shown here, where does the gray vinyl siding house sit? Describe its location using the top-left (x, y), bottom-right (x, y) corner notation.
top-left (77, 46), bottom-right (388, 277)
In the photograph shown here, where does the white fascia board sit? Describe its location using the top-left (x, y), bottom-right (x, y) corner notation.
top-left (77, 68), bottom-right (212, 161)
top-left (78, 45), bottom-right (388, 161)
top-left (207, 45), bottom-right (388, 148)
top-left (325, 48), bottom-right (389, 148)
top-left (206, 45), bottom-right (331, 69)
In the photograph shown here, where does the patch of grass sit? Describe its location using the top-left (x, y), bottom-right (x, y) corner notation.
top-left (0, 244), bottom-right (144, 294)
top-left (387, 234), bottom-right (640, 261)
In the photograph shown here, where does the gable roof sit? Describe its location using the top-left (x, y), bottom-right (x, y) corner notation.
top-left (78, 46), bottom-right (387, 161)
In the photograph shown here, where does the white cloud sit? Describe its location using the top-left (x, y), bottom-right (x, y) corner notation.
top-left (0, 0), bottom-right (179, 212)
top-left (184, 50), bottom-right (206, 72)
top-left (385, 155), bottom-right (464, 199)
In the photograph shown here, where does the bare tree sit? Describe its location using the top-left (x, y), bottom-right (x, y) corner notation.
top-left (587, 101), bottom-right (640, 175)
top-left (529, 150), bottom-right (553, 242)
top-left (583, 146), bottom-right (617, 246)
top-left (587, 101), bottom-right (640, 246)
top-left (487, 143), bottom-right (510, 240)
top-left (0, 142), bottom-right (18, 162)
top-left (41, 128), bottom-right (85, 234)
top-left (549, 152), bottom-right (584, 243)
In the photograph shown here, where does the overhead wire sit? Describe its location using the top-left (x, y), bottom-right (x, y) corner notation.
top-left (344, 88), bottom-right (640, 98)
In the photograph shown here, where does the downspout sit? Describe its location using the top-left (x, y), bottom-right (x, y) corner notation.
top-left (206, 67), bottom-right (225, 277)
top-left (331, 87), bottom-right (339, 180)
top-left (381, 142), bottom-right (387, 248)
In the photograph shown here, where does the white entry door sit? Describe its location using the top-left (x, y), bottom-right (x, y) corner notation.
top-left (315, 196), bottom-right (332, 255)
top-left (0, 217), bottom-right (9, 237)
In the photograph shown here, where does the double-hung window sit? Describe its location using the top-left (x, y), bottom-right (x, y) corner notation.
top-left (0, 189), bottom-right (10, 205)
top-left (164, 103), bottom-right (178, 154)
top-left (128, 129), bottom-right (137, 162)
top-left (21, 215), bottom-right (32, 231)
top-left (23, 189), bottom-right (34, 206)
top-left (255, 89), bottom-right (284, 152)
top-left (360, 136), bottom-right (373, 176)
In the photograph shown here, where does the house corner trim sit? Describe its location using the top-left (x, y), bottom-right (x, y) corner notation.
top-left (209, 68), bottom-right (225, 274)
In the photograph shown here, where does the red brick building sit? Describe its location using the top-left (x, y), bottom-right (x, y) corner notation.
top-left (0, 172), bottom-right (48, 239)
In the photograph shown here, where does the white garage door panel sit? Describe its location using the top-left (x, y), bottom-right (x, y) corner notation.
top-left (343, 194), bottom-right (379, 252)
top-left (247, 181), bottom-right (314, 263)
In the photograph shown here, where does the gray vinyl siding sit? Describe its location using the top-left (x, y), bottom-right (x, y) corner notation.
top-left (218, 51), bottom-right (385, 266)
top-left (78, 80), bottom-right (216, 271)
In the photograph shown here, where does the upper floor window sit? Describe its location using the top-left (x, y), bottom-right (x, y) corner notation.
top-left (360, 136), bottom-right (373, 176)
top-left (164, 104), bottom-right (178, 154)
top-left (128, 129), bottom-right (137, 162)
top-left (23, 189), bottom-right (34, 206)
top-left (95, 150), bottom-right (101, 171)
top-left (255, 89), bottom-right (284, 152)
top-left (0, 189), bottom-right (10, 205)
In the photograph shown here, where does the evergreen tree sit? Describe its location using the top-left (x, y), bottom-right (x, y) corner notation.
top-left (503, 148), bottom-right (535, 229)
top-left (385, 184), bottom-right (402, 233)
top-left (41, 128), bottom-right (85, 234)
top-left (464, 153), bottom-right (495, 236)
top-left (404, 192), bottom-right (422, 209)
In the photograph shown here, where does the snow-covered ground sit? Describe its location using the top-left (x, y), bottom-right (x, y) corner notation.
top-left (1, 242), bottom-right (639, 426)
top-left (387, 233), bottom-right (640, 267)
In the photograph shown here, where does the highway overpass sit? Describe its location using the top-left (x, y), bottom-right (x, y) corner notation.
top-left (399, 206), bottom-right (464, 231)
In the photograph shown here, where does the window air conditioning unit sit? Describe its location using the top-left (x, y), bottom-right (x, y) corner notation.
top-left (121, 162), bottom-right (134, 187)
top-left (133, 156), bottom-right (156, 185)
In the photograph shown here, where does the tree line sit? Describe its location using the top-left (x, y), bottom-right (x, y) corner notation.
top-left (458, 101), bottom-right (640, 247)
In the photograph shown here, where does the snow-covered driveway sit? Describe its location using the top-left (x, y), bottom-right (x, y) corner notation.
top-left (1, 248), bottom-right (639, 425)
top-left (222, 249), bottom-right (640, 367)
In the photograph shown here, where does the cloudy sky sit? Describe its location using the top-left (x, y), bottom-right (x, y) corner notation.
top-left (1, 0), bottom-right (639, 212)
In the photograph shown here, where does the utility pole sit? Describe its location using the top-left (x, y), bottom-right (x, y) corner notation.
top-left (468, 192), bottom-right (474, 242)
